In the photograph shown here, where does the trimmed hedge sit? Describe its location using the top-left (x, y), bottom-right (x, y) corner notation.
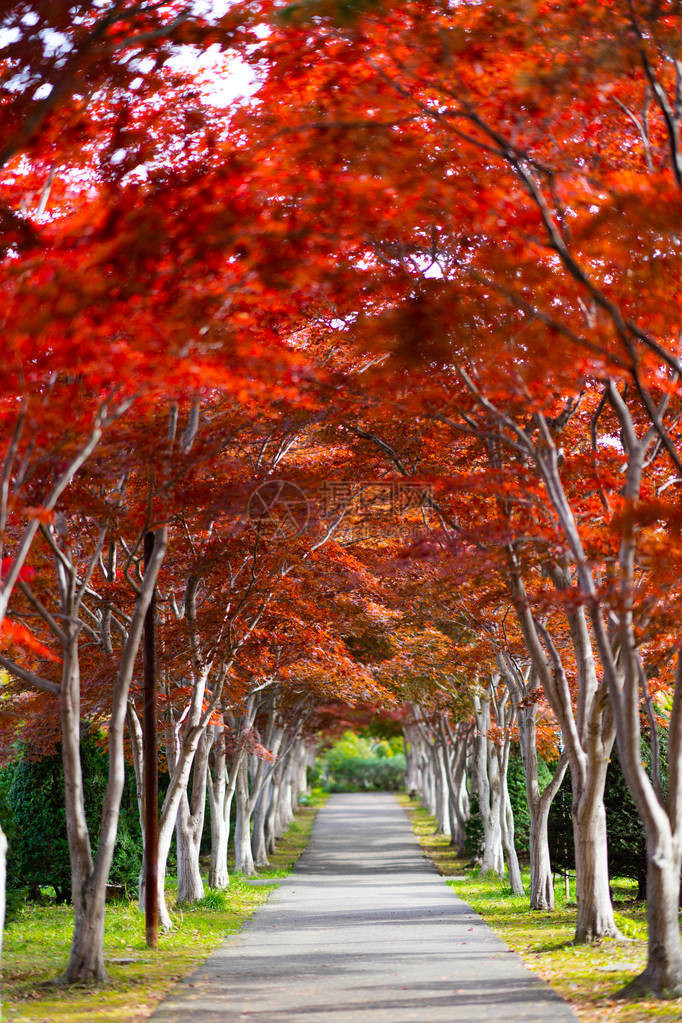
top-left (1, 729), bottom-right (142, 908)
top-left (325, 754), bottom-right (406, 792)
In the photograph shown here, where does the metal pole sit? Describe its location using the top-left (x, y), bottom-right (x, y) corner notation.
top-left (143, 530), bottom-right (159, 949)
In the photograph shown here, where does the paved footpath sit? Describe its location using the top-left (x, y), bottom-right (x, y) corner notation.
top-left (151, 792), bottom-right (577, 1023)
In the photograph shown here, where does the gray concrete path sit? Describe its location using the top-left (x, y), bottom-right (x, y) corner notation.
top-left (151, 793), bottom-right (577, 1022)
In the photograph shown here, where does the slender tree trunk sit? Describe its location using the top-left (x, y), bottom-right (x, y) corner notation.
top-left (234, 758), bottom-right (256, 875)
top-left (60, 632), bottom-right (108, 982)
top-left (454, 750), bottom-right (470, 852)
top-left (528, 800), bottom-right (554, 910)
top-left (251, 786), bottom-right (270, 866)
top-left (424, 753), bottom-right (437, 816)
top-left (434, 744), bottom-right (451, 838)
top-left (295, 743), bottom-right (309, 797)
top-left (207, 738), bottom-right (232, 890)
top-left (481, 753), bottom-right (504, 875)
top-left (507, 556), bottom-right (619, 939)
top-left (473, 694), bottom-right (504, 876)
top-left (176, 730), bottom-right (209, 903)
top-left (154, 694), bottom-right (215, 925)
top-left (279, 763), bottom-right (295, 831)
top-left (628, 836), bottom-right (682, 996)
top-left (509, 689), bottom-right (567, 910)
top-left (214, 785), bottom-right (236, 889)
top-left (265, 761), bottom-right (282, 855)
top-left (404, 726), bottom-right (420, 795)
top-left (441, 723), bottom-right (469, 855)
top-left (156, 817), bottom-right (175, 931)
top-left (62, 528), bottom-right (167, 981)
top-left (127, 704), bottom-right (148, 907)
top-left (499, 741), bottom-right (524, 895)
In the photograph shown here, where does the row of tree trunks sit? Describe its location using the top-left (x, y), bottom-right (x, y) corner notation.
top-left (404, 673), bottom-right (565, 907)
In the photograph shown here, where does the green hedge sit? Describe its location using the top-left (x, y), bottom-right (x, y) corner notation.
top-left (325, 754), bottom-right (406, 792)
top-left (0, 729), bottom-right (142, 912)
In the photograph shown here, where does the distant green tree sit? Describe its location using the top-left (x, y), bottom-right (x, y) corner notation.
top-left (316, 731), bottom-right (406, 791)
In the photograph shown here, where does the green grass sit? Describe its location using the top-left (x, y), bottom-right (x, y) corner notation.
top-left (398, 793), bottom-right (682, 1023)
top-left (2, 789), bottom-right (327, 1023)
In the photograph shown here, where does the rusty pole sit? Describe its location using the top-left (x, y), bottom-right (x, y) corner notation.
top-left (143, 530), bottom-right (159, 949)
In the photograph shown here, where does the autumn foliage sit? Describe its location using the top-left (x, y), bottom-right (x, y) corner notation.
top-left (4, 0), bottom-right (682, 1004)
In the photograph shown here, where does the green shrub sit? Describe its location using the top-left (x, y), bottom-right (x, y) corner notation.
top-left (314, 730), bottom-right (406, 792)
top-left (604, 744), bottom-right (649, 898)
top-left (325, 754), bottom-right (406, 792)
top-left (6, 728), bottom-right (142, 904)
top-left (0, 763), bottom-right (26, 924)
top-left (9, 750), bottom-right (73, 901)
top-left (547, 769), bottom-right (574, 871)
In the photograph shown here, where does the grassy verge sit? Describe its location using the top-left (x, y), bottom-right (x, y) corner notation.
top-left (398, 793), bottom-right (682, 1023)
top-left (2, 788), bottom-right (327, 1023)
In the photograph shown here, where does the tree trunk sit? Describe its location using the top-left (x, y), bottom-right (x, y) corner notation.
top-left (528, 800), bottom-right (554, 910)
top-left (624, 838), bottom-right (682, 997)
top-left (572, 790), bottom-right (619, 941)
top-left (296, 744), bottom-right (309, 797)
top-left (434, 744), bottom-right (451, 838)
top-left (510, 691), bottom-right (567, 911)
top-left (234, 758), bottom-right (256, 875)
top-left (155, 821), bottom-right (175, 931)
top-left (279, 763), bottom-right (295, 831)
top-left (424, 753), bottom-right (437, 817)
top-left (66, 882), bottom-right (107, 983)
top-left (481, 754), bottom-right (504, 875)
top-left (127, 704), bottom-right (148, 909)
top-left (211, 786), bottom-right (235, 889)
top-left (404, 726), bottom-right (420, 795)
top-left (207, 738), bottom-right (233, 890)
top-left (473, 694), bottom-right (504, 876)
top-left (176, 793), bottom-right (205, 904)
top-left (440, 732), bottom-right (467, 855)
top-left (507, 555), bottom-right (619, 940)
top-left (499, 743), bottom-right (524, 895)
top-left (60, 630), bottom-right (108, 983)
top-left (175, 730), bottom-right (209, 904)
top-left (251, 786), bottom-right (270, 867)
top-left (265, 762), bottom-right (282, 855)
